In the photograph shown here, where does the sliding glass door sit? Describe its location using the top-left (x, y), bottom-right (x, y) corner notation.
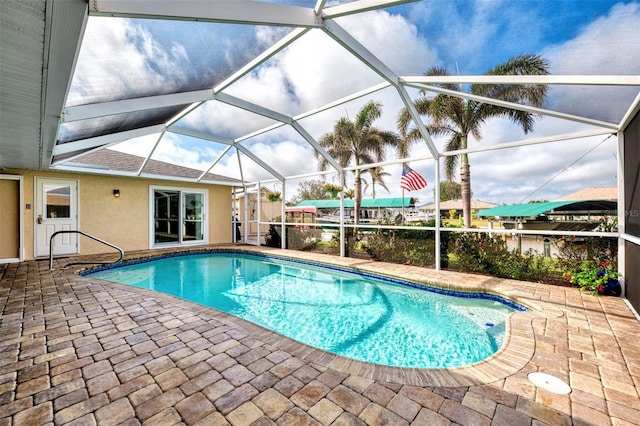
top-left (152, 187), bottom-right (206, 246)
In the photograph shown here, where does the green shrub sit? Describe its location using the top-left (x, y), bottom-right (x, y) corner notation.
top-left (450, 232), bottom-right (555, 282)
top-left (492, 249), bottom-right (555, 281)
top-left (451, 232), bottom-right (507, 274)
top-left (361, 228), bottom-right (435, 266)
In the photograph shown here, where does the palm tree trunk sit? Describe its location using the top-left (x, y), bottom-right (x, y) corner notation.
top-left (354, 170), bottom-right (361, 226)
top-left (461, 159), bottom-right (471, 228)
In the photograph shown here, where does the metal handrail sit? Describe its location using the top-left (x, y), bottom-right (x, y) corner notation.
top-left (49, 230), bottom-right (124, 270)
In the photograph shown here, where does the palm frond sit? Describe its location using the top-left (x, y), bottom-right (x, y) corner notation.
top-left (420, 66), bottom-right (459, 93)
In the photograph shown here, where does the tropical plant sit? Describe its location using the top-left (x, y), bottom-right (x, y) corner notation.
top-left (567, 260), bottom-right (621, 294)
top-left (267, 191), bottom-right (281, 202)
top-left (343, 188), bottom-right (355, 199)
top-left (362, 166), bottom-right (391, 199)
top-left (322, 183), bottom-right (343, 198)
top-left (316, 100), bottom-right (400, 225)
top-left (397, 54), bottom-right (549, 227)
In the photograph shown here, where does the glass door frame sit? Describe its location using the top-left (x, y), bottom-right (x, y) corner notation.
top-left (149, 185), bottom-right (208, 248)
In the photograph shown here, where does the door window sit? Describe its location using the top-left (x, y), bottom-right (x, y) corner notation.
top-left (44, 184), bottom-right (71, 219)
top-left (154, 190), bottom-right (180, 244)
top-left (183, 193), bottom-right (204, 241)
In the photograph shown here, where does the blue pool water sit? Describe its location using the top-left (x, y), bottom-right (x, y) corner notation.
top-left (85, 252), bottom-right (525, 368)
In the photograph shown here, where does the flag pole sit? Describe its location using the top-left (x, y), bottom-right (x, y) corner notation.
top-left (402, 189), bottom-right (405, 219)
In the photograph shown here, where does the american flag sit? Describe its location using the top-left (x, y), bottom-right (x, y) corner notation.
top-left (400, 164), bottom-right (427, 191)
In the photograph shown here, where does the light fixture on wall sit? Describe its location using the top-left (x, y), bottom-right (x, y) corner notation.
top-left (113, 189), bottom-right (120, 198)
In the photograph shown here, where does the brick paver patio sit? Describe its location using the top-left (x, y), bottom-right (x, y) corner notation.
top-left (1, 246), bottom-right (639, 425)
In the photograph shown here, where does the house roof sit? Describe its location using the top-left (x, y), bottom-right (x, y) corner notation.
top-left (476, 200), bottom-right (617, 218)
top-left (68, 149), bottom-right (241, 185)
top-left (298, 197), bottom-right (416, 209)
top-left (421, 199), bottom-right (498, 211)
top-left (555, 186), bottom-right (617, 201)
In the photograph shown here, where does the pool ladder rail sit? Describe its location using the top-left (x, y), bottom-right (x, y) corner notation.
top-left (49, 230), bottom-right (124, 271)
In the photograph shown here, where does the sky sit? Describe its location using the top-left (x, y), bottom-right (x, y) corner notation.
top-left (66, 0), bottom-right (640, 205)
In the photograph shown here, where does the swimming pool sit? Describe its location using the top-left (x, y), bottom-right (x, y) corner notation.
top-left (85, 251), bottom-right (526, 368)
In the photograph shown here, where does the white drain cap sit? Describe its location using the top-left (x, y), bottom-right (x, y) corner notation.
top-left (528, 372), bottom-right (572, 394)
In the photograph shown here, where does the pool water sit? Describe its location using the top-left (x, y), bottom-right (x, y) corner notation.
top-left (86, 252), bottom-right (524, 368)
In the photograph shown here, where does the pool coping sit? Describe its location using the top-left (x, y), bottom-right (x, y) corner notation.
top-left (73, 245), bottom-right (557, 387)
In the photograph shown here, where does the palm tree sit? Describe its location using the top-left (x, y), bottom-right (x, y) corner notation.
top-left (316, 100), bottom-right (399, 224)
top-left (398, 54), bottom-right (549, 227)
top-left (362, 166), bottom-right (391, 199)
top-left (343, 188), bottom-right (355, 199)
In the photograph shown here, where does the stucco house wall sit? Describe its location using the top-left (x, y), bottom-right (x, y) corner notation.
top-left (2, 169), bottom-right (233, 260)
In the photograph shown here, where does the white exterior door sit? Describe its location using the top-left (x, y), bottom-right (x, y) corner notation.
top-left (35, 178), bottom-right (78, 257)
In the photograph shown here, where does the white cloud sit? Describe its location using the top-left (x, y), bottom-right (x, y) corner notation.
top-left (180, 100), bottom-right (279, 139)
top-left (337, 11), bottom-right (439, 75)
top-left (227, 10), bottom-right (438, 117)
top-left (543, 2), bottom-right (640, 122)
top-left (67, 17), bottom-right (189, 105)
top-left (152, 133), bottom-right (218, 171)
top-left (242, 140), bottom-right (316, 180)
top-left (469, 134), bottom-right (618, 203)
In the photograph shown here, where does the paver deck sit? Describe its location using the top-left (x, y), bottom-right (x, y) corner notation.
top-left (1, 245), bottom-right (639, 425)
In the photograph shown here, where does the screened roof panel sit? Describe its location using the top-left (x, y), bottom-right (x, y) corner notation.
top-left (9, 0), bottom-right (633, 199)
top-left (109, 134), bottom-right (161, 162)
top-left (547, 85), bottom-right (640, 125)
top-left (459, 134), bottom-right (618, 204)
top-left (400, 83), bottom-right (628, 147)
top-left (57, 105), bottom-right (188, 143)
top-left (148, 133), bottom-right (228, 173)
top-left (295, 87), bottom-right (402, 141)
top-left (66, 17), bottom-right (293, 106)
top-left (222, 28), bottom-right (388, 117)
top-left (238, 127), bottom-right (318, 178)
top-left (174, 100), bottom-right (281, 141)
top-left (332, 10), bottom-right (439, 76)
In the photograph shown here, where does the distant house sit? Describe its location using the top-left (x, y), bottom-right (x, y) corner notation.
top-left (555, 186), bottom-right (617, 201)
top-left (420, 199), bottom-right (498, 219)
top-left (233, 187), bottom-right (283, 241)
